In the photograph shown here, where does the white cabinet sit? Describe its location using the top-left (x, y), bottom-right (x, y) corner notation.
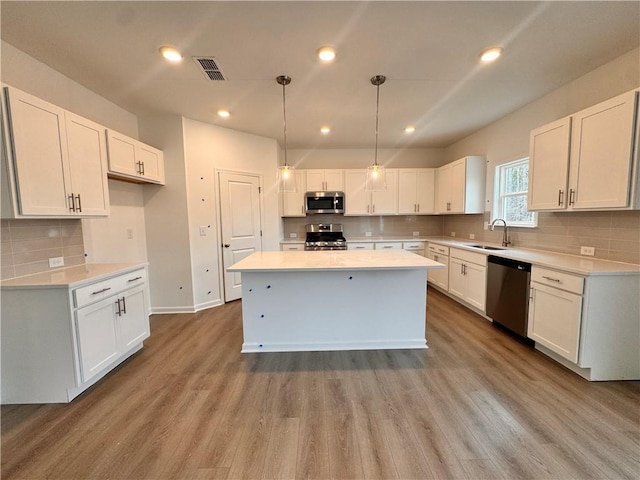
top-left (348, 242), bottom-right (374, 250)
top-left (1, 86), bottom-right (109, 218)
top-left (403, 241), bottom-right (426, 256)
top-left (305, 169), bottom-right (343, 191)
top-left (280, 170), bottom-right (306, 217)
top-left (398, 169), bottom-right (435, 214)
top-left (1, 266), bottom-right (150, 404)
top-left (436, 156), bottom-right (485, 214)
top-left (528, 267), bottom-right (583, 363)
top-left (280, 243), bottom-right (304, 251)
top-left (528, 89), bottom-right (639, 212)
top-left (375, 241), bottom-right (403, 250)
top-left (344, 169), bottom-right (398, 215)
top-left (448, 248), bottom-right (487, 312)
top-left (426, 243), bottom-right (449, 290)
top-left (106, 130), bottom-right (165, 185)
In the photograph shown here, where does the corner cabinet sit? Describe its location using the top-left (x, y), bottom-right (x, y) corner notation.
top-left (398, 169), bottom-right (435, 214)
top-left (528, 89), bottom-right (639, 212)
top-left (106, 130), bottom-right (165, 185)
top-left (1, 86), bottom-right (110, 218)
top-left (344, 169), bottom-right (398, 215)
top-left (1, 266), bottom-right (150, 404)
top-left (436, 156), bottom-right (486, 214)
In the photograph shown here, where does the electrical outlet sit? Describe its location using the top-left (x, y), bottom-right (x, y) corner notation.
top-left (126, 228), bottom-right (134, 239)
top-left (412, 231), bottom-right (419, 236)
top-left (450, 232), bottom-right (456, 237)
top-left (469, 233), bottom-right (475, 240)
top-left (365, 232), bottom-right (372, 237)
top-left (49, 257), bottom-right (64, 268)
top-left (289, 233), bottom-right (297, 238)
top-left (580, 246), bottom-right (595, 256)
top-left (199, 226), bottom-right (207, 236)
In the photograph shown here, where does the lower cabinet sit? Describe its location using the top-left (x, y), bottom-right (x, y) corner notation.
top-left (448, 248), bottom-right (487, 312)
top-left (1, 266), bottom-right (150, 404)
top-left (426, 243), bottom-right (449, 290)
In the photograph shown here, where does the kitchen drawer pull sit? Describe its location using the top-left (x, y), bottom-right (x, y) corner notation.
top-left (127, 276), bottom-right (143, 282)
top-left (542, 275), bottom-right (561, 283)
top-left (383, 246), bottom-right (393, 249)
top-left (92, 287), bottom-right (111, 295)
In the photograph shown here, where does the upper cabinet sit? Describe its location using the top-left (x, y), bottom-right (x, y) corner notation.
top-left (305, 169), bottom-right (343, 191)
top-left (280, 169), bottom-right (307, 217)
top-left (529, 89), bottom-right (639, 212)
top-left (344, 169), bottom-right (398, 215)
top-left (436, 156), bottom-right (485, 214)
top-left (1, 86), bottom-right (109, 218)
top-left (106, 130), bottom-right (165, 185)
top-left (398, 169), bottom-right (435, 215)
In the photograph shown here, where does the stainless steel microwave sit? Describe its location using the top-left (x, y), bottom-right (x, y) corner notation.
top-left (305, 191), bottom-right (345, 214)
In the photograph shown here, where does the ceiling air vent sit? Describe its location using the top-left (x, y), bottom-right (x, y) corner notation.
top-left (193, 57), bottom-right (226, 81)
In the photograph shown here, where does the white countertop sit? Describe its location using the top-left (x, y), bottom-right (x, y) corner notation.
top-left (228, 250), bottom-right (444, 272)
top-left (1, 263), bottom-right (147, 288)
top-left (424, 237), bottom-right (640, 276)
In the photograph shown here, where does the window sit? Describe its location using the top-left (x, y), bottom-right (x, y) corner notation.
top-left (493, 157), bottom-right (537, 227)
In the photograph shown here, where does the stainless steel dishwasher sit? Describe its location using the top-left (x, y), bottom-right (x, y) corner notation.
top-left (486, 255), bottom-right (532, 338)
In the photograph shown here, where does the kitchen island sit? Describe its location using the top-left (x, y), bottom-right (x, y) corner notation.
top-left (228, 250), bottom-right (444, 353)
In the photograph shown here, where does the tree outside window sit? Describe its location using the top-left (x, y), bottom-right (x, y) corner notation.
top-left (494, 158), bottom-right (537, 227)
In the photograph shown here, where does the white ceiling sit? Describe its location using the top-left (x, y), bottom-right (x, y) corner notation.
top-left (1, 1), bottom-right (639, 149)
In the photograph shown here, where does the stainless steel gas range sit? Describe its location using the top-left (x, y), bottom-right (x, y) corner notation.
top-left (304, 223), bottom-right (347, 251)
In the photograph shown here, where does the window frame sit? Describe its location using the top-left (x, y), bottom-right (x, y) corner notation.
top-left (492, 157), bottom-right (538, 228)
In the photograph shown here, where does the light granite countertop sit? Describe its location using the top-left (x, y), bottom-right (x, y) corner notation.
top-left (0, 263), bottom-right (147, 289)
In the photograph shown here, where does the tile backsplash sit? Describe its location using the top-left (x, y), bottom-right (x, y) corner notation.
top-left (1, 219), bottom-right (85, 280)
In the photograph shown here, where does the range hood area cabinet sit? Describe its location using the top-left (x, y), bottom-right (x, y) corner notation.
top-left (1, 85), bottom-right (110, 218)
top-left (528, 89), bottom-right (640, 212)
top-left (344, 168), bottom-right (398, 215)
top-left (305, 169), bottom-right (343, 191)
top-left (106, 130), bottom-right (165, 185)
top-left (280, 169), bottom-right (307, 217)
top-left (435, 156), bottom-right (486, 214)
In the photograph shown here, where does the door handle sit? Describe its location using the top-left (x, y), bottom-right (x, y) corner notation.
top-left (223, 244), bottom-right (230, 248)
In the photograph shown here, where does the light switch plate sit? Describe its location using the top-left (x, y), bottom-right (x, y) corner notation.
top-left (580, 246), bottom-right (595, 256)
top-left (199, 226), bottom-right (207, 236)
top-left (49, 257), bottom-right (64, 268)
top-left (413, 231), bottom-right (419, 236)
top-left (469, 233), bottom-right (475, 240)
top-left (289, 233), bottom-right (297, 238)
top-left (365, 232), bottom-right (372, 237)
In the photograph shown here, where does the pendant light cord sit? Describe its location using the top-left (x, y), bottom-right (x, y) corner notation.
top-left (282, 81), bottom-right (288, 167)
top-left (374, 81), bottom-right (380, 167)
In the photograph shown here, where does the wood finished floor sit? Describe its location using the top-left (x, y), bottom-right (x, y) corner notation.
top-left (2, 287), bottom-right (639, 480)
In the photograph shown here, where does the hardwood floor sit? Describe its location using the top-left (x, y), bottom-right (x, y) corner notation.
top-left (2, 287), bottom-right (639, 479)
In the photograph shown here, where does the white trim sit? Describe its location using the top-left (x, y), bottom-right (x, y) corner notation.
top-left (492, 157), bottom-right (538, 227)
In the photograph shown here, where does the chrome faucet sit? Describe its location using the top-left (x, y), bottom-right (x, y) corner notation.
top-left (490, 218), bottom-right (511, 247)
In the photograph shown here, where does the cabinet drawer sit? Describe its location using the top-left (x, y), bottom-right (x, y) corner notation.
top-left (375, 242), bottom-right (403, 250)
top-left (531, 266), bottom-right (583, 294)
top-left (450, 247), bottom-right (487, 267)
top-left (74, 268), bottom-right (146, 308)
top-left (281, 244), bottom-right (304, 251)
top-left (427, 243), bottom-right (449, 256)
top-left (348, 242), bottom-right (374, 250)
top-left (403, 241), bottom-right (425, 250)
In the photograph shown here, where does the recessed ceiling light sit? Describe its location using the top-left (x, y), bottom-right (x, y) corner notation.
top-left (317, 46), bottom-right (336, 62)
top-left (159, 46), bottom-right (183, 63)
top-left (217, 110), bottom-right (230, 118)
top-left (320, 126), bottom-right (331, 134)
top-left (480, 47), bottom-right (503, 63)
top-left (404, 126), bottom-right (416, 134)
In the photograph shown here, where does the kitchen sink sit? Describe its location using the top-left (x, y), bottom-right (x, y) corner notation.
top-left (467, 244), bottom-right (506, 251)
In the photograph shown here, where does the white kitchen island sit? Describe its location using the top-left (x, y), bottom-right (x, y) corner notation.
top-left (228, 250), bottom-right (444, 353)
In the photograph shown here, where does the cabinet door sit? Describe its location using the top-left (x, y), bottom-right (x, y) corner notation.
top-left (427, 252), bottom-right (449, 290)
top-left (106, 130), bottom-right (138, 177)
top-left (65, 112), bottom-right (110, 216)
top-left (305, 170), bottom-right (325, 191)
top-left (436, 164), bottom-right (452, 213)
top-left (529, 283), bottom-right (582, 362)
top-left (528, 117), bottom-right (571, 211)
top-left (5, 87), bottom-right (71, 215)
top-left (449, 159), bottom-right (466, 213)
top-left (76, 298), bottom-right (120, 383)
top-left (344, 170), bottom-right (369, 215)
top-left (398, 170), bottom-right (418, 214)
top-left (137, 144), bottom-right (164, 184)
top-left (569, 90), bottom-right (637, 210)
top-left (448, 257), bottom-right (466, 299)
top-left (465, 262), bottom-right (487, 312)
top-left (415, 169), bottom-right (435, 214)
top-left (371, 169), bottom-right (398, 215)
top-left (324, 169), bottom-right (344, 191)
top-left (281, 170), bottom-right (306, 217)
top-left (117, 287), bottom-right (149, 351)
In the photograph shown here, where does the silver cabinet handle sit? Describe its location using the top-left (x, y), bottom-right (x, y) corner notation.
top-left (416, 203), bottom-right (419, 212)
top-left (68, 193), bottom-right (76, 212)
top-left (127, 276), bottom-right (143, 282)
top-left (372, 205), bottom-right (376, 213)
top-left (75, 194), bottom-right (82, 213)
top-left (383, 246), bottom-right (393, 249)
top-left (92, 287), bottom-right (111, 295)
top-left (569, 189), bottom-right (575, 206)
top-left (542, 275), bottom-right (561, 283)
top-left (115, 299), bottom-right (122, 316)
top-left (121, 296), bottom-right (126, 314)
top-left (558, 189), bottom-right (564, 206)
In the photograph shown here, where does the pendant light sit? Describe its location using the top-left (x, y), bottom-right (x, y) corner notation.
top-left (276, 75), bottom-right (296, 193)
top-left (366, 75), bottom-right (387, 192)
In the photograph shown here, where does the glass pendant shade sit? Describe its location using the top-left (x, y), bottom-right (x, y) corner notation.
top-left (366, 164), bottom-right (386, 191)
top-left (277, 164), bottom-right (296, 193)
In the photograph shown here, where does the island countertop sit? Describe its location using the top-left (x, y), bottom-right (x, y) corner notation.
top-left (228, 250), bottom-right (444, 273)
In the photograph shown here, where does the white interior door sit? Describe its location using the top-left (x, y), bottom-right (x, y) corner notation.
top-left (218, 171), bottom-right (262, 302)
